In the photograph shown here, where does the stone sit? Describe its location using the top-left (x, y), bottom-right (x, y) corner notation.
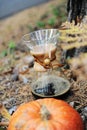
top-left (11, 73), bottom-right (19, 81)
top-left (23, 55), bottom-right (34, 67)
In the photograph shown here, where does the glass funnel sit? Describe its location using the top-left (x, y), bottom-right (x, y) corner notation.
top-left (22, 29), bottom-right (60, 71)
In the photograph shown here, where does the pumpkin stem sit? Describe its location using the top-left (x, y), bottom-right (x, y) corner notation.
top-left (40, 105), bottom-right (51, 120)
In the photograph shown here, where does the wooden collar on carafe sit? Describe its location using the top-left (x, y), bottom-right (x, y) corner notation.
top-left (34, 56), bottom-right (63, 69)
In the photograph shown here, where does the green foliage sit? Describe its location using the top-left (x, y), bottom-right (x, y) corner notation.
top-left (8, 41), bottom-right (16, 54)
top-left (28, 2), bottom-right (67, 31)
top-left (8, 41), bottom-right (16, 49)
top-left (47, 17), bottom-right (56, 26)
top-left (52, 6), bottom-right (61, 17)
top-left (1, 50), bottom-right (8, 57)
top-left (36, 21), bottom-right (45, 28)
top-left (0, 41), bottom-right (16, 58)
top-left (61, 16), bottom-right (67, 22)
top-left (52, 4), bottom-right (67, 18)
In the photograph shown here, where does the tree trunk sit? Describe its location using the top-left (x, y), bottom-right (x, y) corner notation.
top-left (67, 0), bottom-right (87, 24)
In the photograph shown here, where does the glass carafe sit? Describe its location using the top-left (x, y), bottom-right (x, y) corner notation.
top-left (22, 29), bottom-right (70, 97)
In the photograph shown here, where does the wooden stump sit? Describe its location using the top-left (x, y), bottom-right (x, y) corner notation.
top-left (67, 0), bottom-right (87, 24)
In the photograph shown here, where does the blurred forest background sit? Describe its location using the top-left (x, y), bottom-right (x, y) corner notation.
top-left (0, 0), bottom-right (66, 55)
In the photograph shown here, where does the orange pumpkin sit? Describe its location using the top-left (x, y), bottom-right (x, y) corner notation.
top-left (8, 98), bottom-right (84, 130)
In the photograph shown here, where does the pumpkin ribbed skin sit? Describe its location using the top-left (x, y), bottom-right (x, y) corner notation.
top-left (8, 98), bottom-right (84, 130)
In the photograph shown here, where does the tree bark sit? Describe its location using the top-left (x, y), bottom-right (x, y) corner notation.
top-left (67, 0), bottom-right (87, 24)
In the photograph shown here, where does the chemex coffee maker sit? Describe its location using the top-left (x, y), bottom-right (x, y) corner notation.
top-left (22, 29), bottom-right (70, 98)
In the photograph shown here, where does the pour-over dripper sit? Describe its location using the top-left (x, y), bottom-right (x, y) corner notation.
top-left (22, 29), bottom-right (70, 98)
top-left (22, 29), bottom-right (60, 71)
